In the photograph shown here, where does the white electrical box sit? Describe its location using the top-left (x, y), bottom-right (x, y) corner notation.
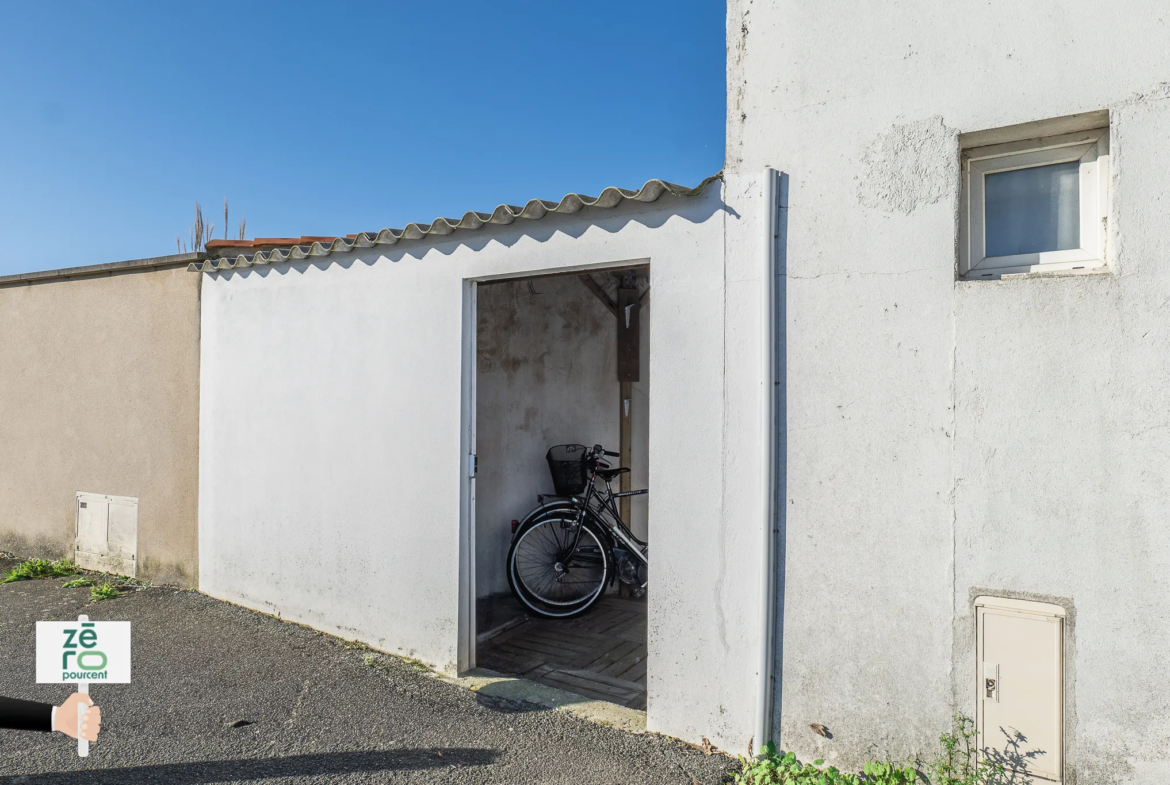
top-left (75, 492), bottom-right (138, 578)
top-left (975, 596), bottom-right (1064, 783)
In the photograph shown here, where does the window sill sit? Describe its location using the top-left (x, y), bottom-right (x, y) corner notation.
top-left (958, 265), bottom-right (1113, 283)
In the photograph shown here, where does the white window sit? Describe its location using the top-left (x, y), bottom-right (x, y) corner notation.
top-left (961, 127), bottom-right (1109, 278)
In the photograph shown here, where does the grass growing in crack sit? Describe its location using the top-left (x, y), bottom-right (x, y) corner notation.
top-left (362, 653), bottom-right (430, 674)
top-left (87, 575), bottom-right (148, 600)
top-left (363, 654), bottom-right (390, 672)
top-left (90, 583), bottom-right (121, 601)
top-left (400, 656), bottom-right (430, 672)
top-left (63, 577), bottom-right (94, 588)
top-left (2, 558), bottom-right (77, 583)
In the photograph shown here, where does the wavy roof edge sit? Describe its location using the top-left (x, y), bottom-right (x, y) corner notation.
top-left (190, 174), bottom-right (721, 273)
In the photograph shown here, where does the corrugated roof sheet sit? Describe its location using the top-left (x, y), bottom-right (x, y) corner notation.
top-left (190, 175), bottom-right (720, 272)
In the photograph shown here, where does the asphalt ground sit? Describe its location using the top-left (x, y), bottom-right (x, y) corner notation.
top-left (0, 557), bottom-right (736, 784)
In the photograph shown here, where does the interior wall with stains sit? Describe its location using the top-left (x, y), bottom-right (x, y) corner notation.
top-left (475, 273), bottom-right (649, 598)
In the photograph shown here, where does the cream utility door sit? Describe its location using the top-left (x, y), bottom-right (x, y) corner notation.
top-left (75, 492), bottom-right (138, 578)
top-left (976, 597), bottom-right (1064, 784)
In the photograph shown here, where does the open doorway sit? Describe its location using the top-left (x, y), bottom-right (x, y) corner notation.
top-left (471, 266), bottom-right (650, 710)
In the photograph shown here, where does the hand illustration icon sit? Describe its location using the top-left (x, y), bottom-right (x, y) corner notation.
top-left (53, 693), bottom-right (101, 742)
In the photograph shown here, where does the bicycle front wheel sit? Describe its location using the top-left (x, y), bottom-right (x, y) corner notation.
top-left (508, 515), bottom-right (609, 618)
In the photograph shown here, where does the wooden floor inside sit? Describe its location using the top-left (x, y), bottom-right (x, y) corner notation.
top-left (477, 595), bottom-right (647, 710)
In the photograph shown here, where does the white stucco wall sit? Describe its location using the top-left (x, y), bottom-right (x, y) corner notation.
top-left (198, 187), bottom-right (764, 750)
top-left (730, 1), bottom-right (1170, 780)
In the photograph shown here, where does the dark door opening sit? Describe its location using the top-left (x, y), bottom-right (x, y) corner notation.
top-left (473, 267), bottom-right (650, 709)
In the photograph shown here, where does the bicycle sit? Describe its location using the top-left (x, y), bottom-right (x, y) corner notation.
top-left (506, 444), bottom-right (648, 619)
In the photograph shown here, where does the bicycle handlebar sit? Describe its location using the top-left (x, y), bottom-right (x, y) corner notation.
top-left (592, 444), bottom-right (620, 458)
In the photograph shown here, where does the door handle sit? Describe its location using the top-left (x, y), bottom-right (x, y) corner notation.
top-left (984, 663), bottom-right (999, 702)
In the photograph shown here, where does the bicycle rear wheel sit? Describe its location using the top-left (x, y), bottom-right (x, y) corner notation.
top-left (508, 515), bottom-right (610, 618)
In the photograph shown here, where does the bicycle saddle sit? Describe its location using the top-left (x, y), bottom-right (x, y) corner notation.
top-left (596, 467), bottom-right (630, 481)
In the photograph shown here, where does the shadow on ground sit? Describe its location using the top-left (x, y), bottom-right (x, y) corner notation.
top-left (0, 556), bottom-right (735, 784)
top-left (0, 748), bottom-right (498, 785)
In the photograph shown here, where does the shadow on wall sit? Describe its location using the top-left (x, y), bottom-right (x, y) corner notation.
top-left (214, 187), bottom-right (730, 282)
top-left (983, 726), bottom-right (1050, 784)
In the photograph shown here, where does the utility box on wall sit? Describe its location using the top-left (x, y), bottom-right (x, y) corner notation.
top-left (975, 596), bottom-right (1064, 783)
top-left (75, 491), bottom-right (138, 578)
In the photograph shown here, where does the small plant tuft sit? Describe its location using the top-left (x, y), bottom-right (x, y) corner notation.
top-left (2, 558), bottom-right (77, 583)
top-left (177, 197), bottom-right (245, 253)
top-left (929, 715), bottom-right (1007, 785)
top-left (362, 652), bottom-right (430, 675)
top-left (63, 577), bottom-right (94, 588)
top-left (401, 656), bottom-right (430, 672)
top-left (736, 715), bottom-right (1018, 785)
top-left (363, 654), bottom-right (391, 673)
top-left (862, 761), bottom-right (918, 784)
top-left (733, 744), bottom-right (874, 784)
top-left (90, 583), bottom-right (121, 601)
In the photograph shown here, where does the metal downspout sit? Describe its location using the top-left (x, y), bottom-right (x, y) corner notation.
top-left (755, 167), bottom-right (781, 752)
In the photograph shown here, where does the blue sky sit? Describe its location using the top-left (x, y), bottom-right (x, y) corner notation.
top-left (0, 2), bottom-right (725, 275)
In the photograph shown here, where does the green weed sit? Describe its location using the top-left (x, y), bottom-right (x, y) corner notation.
top-left (90, 583), bottom-right (121, 601)
top-left (400, 656), bottom-right (431, 672)
top-left (2, 558), bottom-right (77, 583)
top-left (63, 577), bottom-right (94, 588)
top-left (363, 654), bottom-right (389, 672)
top-left (929, 715), bottom-right (1007, 785)
top-left (862, 761), bottom-right (919, 784)
top-left (733, 744), bottom-right (915, 784)
top-left (363, 653), bottom-right (430, 674)
top-left (736, 715), bottom-right (1016, 785)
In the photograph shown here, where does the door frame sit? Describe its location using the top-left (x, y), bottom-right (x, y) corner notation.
top-left (458, 279), bottom-right (479, 673)
top-left (456, 257), bottom-right (652, 675)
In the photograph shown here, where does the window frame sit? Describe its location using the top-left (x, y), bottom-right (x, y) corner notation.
top-left (960, 128), bottom-right (1109, 279)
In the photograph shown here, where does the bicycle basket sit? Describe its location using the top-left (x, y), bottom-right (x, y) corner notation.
top-left (546, 444), bottom-right (589, 496)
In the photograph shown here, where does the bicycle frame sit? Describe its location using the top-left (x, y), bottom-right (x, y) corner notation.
top-left (506, 448), bottom-right (649, 615)
top-left (562, 465), bottom-right (648, 567)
